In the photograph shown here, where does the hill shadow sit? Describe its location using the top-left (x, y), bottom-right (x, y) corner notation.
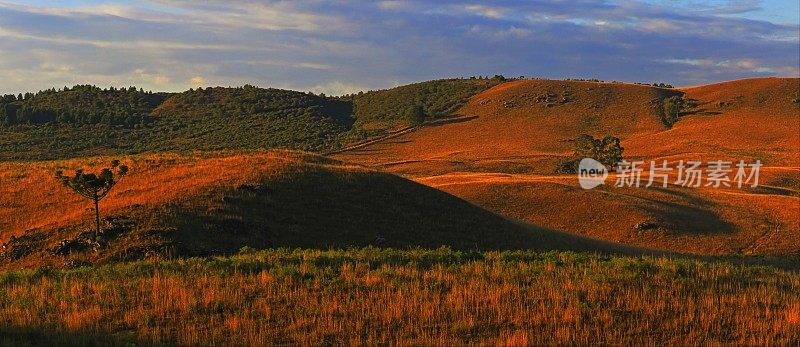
top-left (0, 326), bottom-right (159, 347)
top-left (3, 155), bottom-right (639, 268)
top-left (426, 115), bottom-right (479, 126)
top-left (634, 187), bottom-right (735, 234)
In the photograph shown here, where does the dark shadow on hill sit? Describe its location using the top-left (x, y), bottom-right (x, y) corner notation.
top-left (0, 325), bottom-right (161, 347)
top-left (0, 158), bottom-right (651, 269)
top-left (426, 115), bottom-right (479, 126)
top-left (631, 187), bottom-right (735, 234)
top-left (170, 165), bottom-right (548, 254)
top-left (680, 98), bottom-right (723, 116)
top-left (750, 185), bottom-right (800, 197)
top-left (320, 98), bottom-right (355, 128)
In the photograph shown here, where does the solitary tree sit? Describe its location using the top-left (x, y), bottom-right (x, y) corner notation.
top-left (55, 160), bottom-right (128, 239)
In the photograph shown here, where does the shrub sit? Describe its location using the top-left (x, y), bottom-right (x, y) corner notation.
top-left (557, 134), bottom-right (624, 173)
top-left (573, 134), bottom-right (623, 167)
top-left (661, 96), bottom-right (684, 127)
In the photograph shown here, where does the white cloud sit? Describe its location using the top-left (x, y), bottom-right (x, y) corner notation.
top-left (378, 1), bottom-right (410, 11)
top-left (0, 27), bottom-right (263, 52)
top-left (142, 0), bottom-right (349, 32)
top-left (190, 76), bottom-right (205, 88)
top-left (0, 0), bottom-right (796, 95)
top-left (309, 81), bottom-right (375, 96)
top-left (640, 19), bottom-right (681, 32)
top-left (464, 5), bottom-right (505, 19)
top-left (664, 58), bottom-right (716, 66)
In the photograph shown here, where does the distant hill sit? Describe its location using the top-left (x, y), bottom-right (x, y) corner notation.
top-left (0, 85), bottom-right (166, 127)
top-left (144, 86), bottom-right (354, 152)
top-left (0, 79), bottom-right (503, 160)
top-left (335, 79), bottom-right (682, 175)
top-left (343, 78), bottom-right (505, 135)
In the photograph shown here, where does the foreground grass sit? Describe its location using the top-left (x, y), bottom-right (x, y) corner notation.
top-left (0, 248), bottom-right (798, 346)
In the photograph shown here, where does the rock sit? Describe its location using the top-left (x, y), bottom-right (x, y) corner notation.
top-left (63, 259), bottom-right (91, 269)
top-left (634, 221), bottom-right (659, 231)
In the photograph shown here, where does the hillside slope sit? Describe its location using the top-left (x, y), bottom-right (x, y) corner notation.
top-left (626, 77), bottom-right (800, 166)
top-left (345, 78), bottom-right (504, 134)
top-left (334, 78), bottom-right (800, 255)
top-left (0, 151), bottom-right (637, 269)
top-left (336, 79), bottom-right (679, 175)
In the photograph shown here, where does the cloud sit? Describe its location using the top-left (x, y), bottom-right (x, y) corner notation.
top-left (309, 81), bottom-right (377, 96)
top-left (469, 25), bottom-right (532, 39)
top-left (640, 19), bottom-right (681, 32)
top-left (0, 0), bottom-right (796, 95)
top-left (190, 76), bottom-right (205, 88)
top-left (464, 5), bottom-right (506, 19)
top-left (377, 1), bottom-right (410, 11)
top-left (664, 58), bottom-right (716, 66)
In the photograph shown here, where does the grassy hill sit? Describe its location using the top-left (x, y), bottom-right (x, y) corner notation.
top-left (0, 150), bottom-right (637, 269)
top-left (143, 86), bottom-right (354, 152)
top-left (334, 79), bottom-right (683, 175)
top-left (0, 77), bottom-right (797, 345)
top-left (627, 77), bottom-right (800, 166)
top-left (334, 78), bottom-right (800, 256)
top-left (0, 248), bottom-right (797, 345)
top-left (0, 79), bottom-right (502, 160)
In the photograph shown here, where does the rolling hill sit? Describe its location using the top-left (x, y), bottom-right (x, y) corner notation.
top-left (334, 77), bottom-right (800, 256)
top-left (0, 150), bottom-right (639, 269)
top-left (335, 79), bottom-right (681, 175)
top-left (0, 77), bottom-right (796, 265)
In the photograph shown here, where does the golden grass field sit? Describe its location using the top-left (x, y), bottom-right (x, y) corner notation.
top-left (1, 248), bottom-right (799, 346)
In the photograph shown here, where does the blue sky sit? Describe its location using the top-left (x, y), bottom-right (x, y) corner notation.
top-left (0, 0), bottom-right (797, 95)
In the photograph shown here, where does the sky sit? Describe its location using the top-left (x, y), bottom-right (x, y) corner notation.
top-left (0, 0), bottom-right (797, 95)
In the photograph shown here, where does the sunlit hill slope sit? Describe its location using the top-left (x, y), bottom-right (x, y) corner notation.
top-left (335, 77), bottom-right (800, 256)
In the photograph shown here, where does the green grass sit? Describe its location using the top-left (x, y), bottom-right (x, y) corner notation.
top-left (0, 248), bottom-right (797, 345)
top-left (0, 79), bottom-right (504, 161)
top-left (345, 78), bottom-right (504, 132)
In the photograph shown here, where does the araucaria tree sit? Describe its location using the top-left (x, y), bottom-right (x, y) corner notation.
top-left (55, 160), bottom-right (128, 239)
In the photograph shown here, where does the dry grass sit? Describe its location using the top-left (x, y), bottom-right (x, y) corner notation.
top-left (627, 77), bottom-right (800, 167)
top-left (419, 169), bottom-right (800, 255)
top-left (334, 78), bottom-right (675, 175)
top-left (0, 150), bottom-right (321, 240)
top-left (3, 150), bottom-right (641, 269)
top-left (333, 77), bottom-right (800, 256)
top-left (0, 248), bottom-right (797, 345)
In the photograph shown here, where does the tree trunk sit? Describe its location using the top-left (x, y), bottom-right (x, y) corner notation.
top-left (93, 194), bottom-right (101, 240)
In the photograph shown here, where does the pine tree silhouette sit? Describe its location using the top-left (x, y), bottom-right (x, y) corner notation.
top-left (55, 160), bottom-right (128, 239)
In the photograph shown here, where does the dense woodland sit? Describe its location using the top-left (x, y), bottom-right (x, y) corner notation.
top-left (0, 79), bottom-right (505, 160)
top-left (344, 77), bottom-right (505, 128)
top-left (153, 85), bottom-right (353, 124)
top-left (0, 85), bottom-right (165, 127)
